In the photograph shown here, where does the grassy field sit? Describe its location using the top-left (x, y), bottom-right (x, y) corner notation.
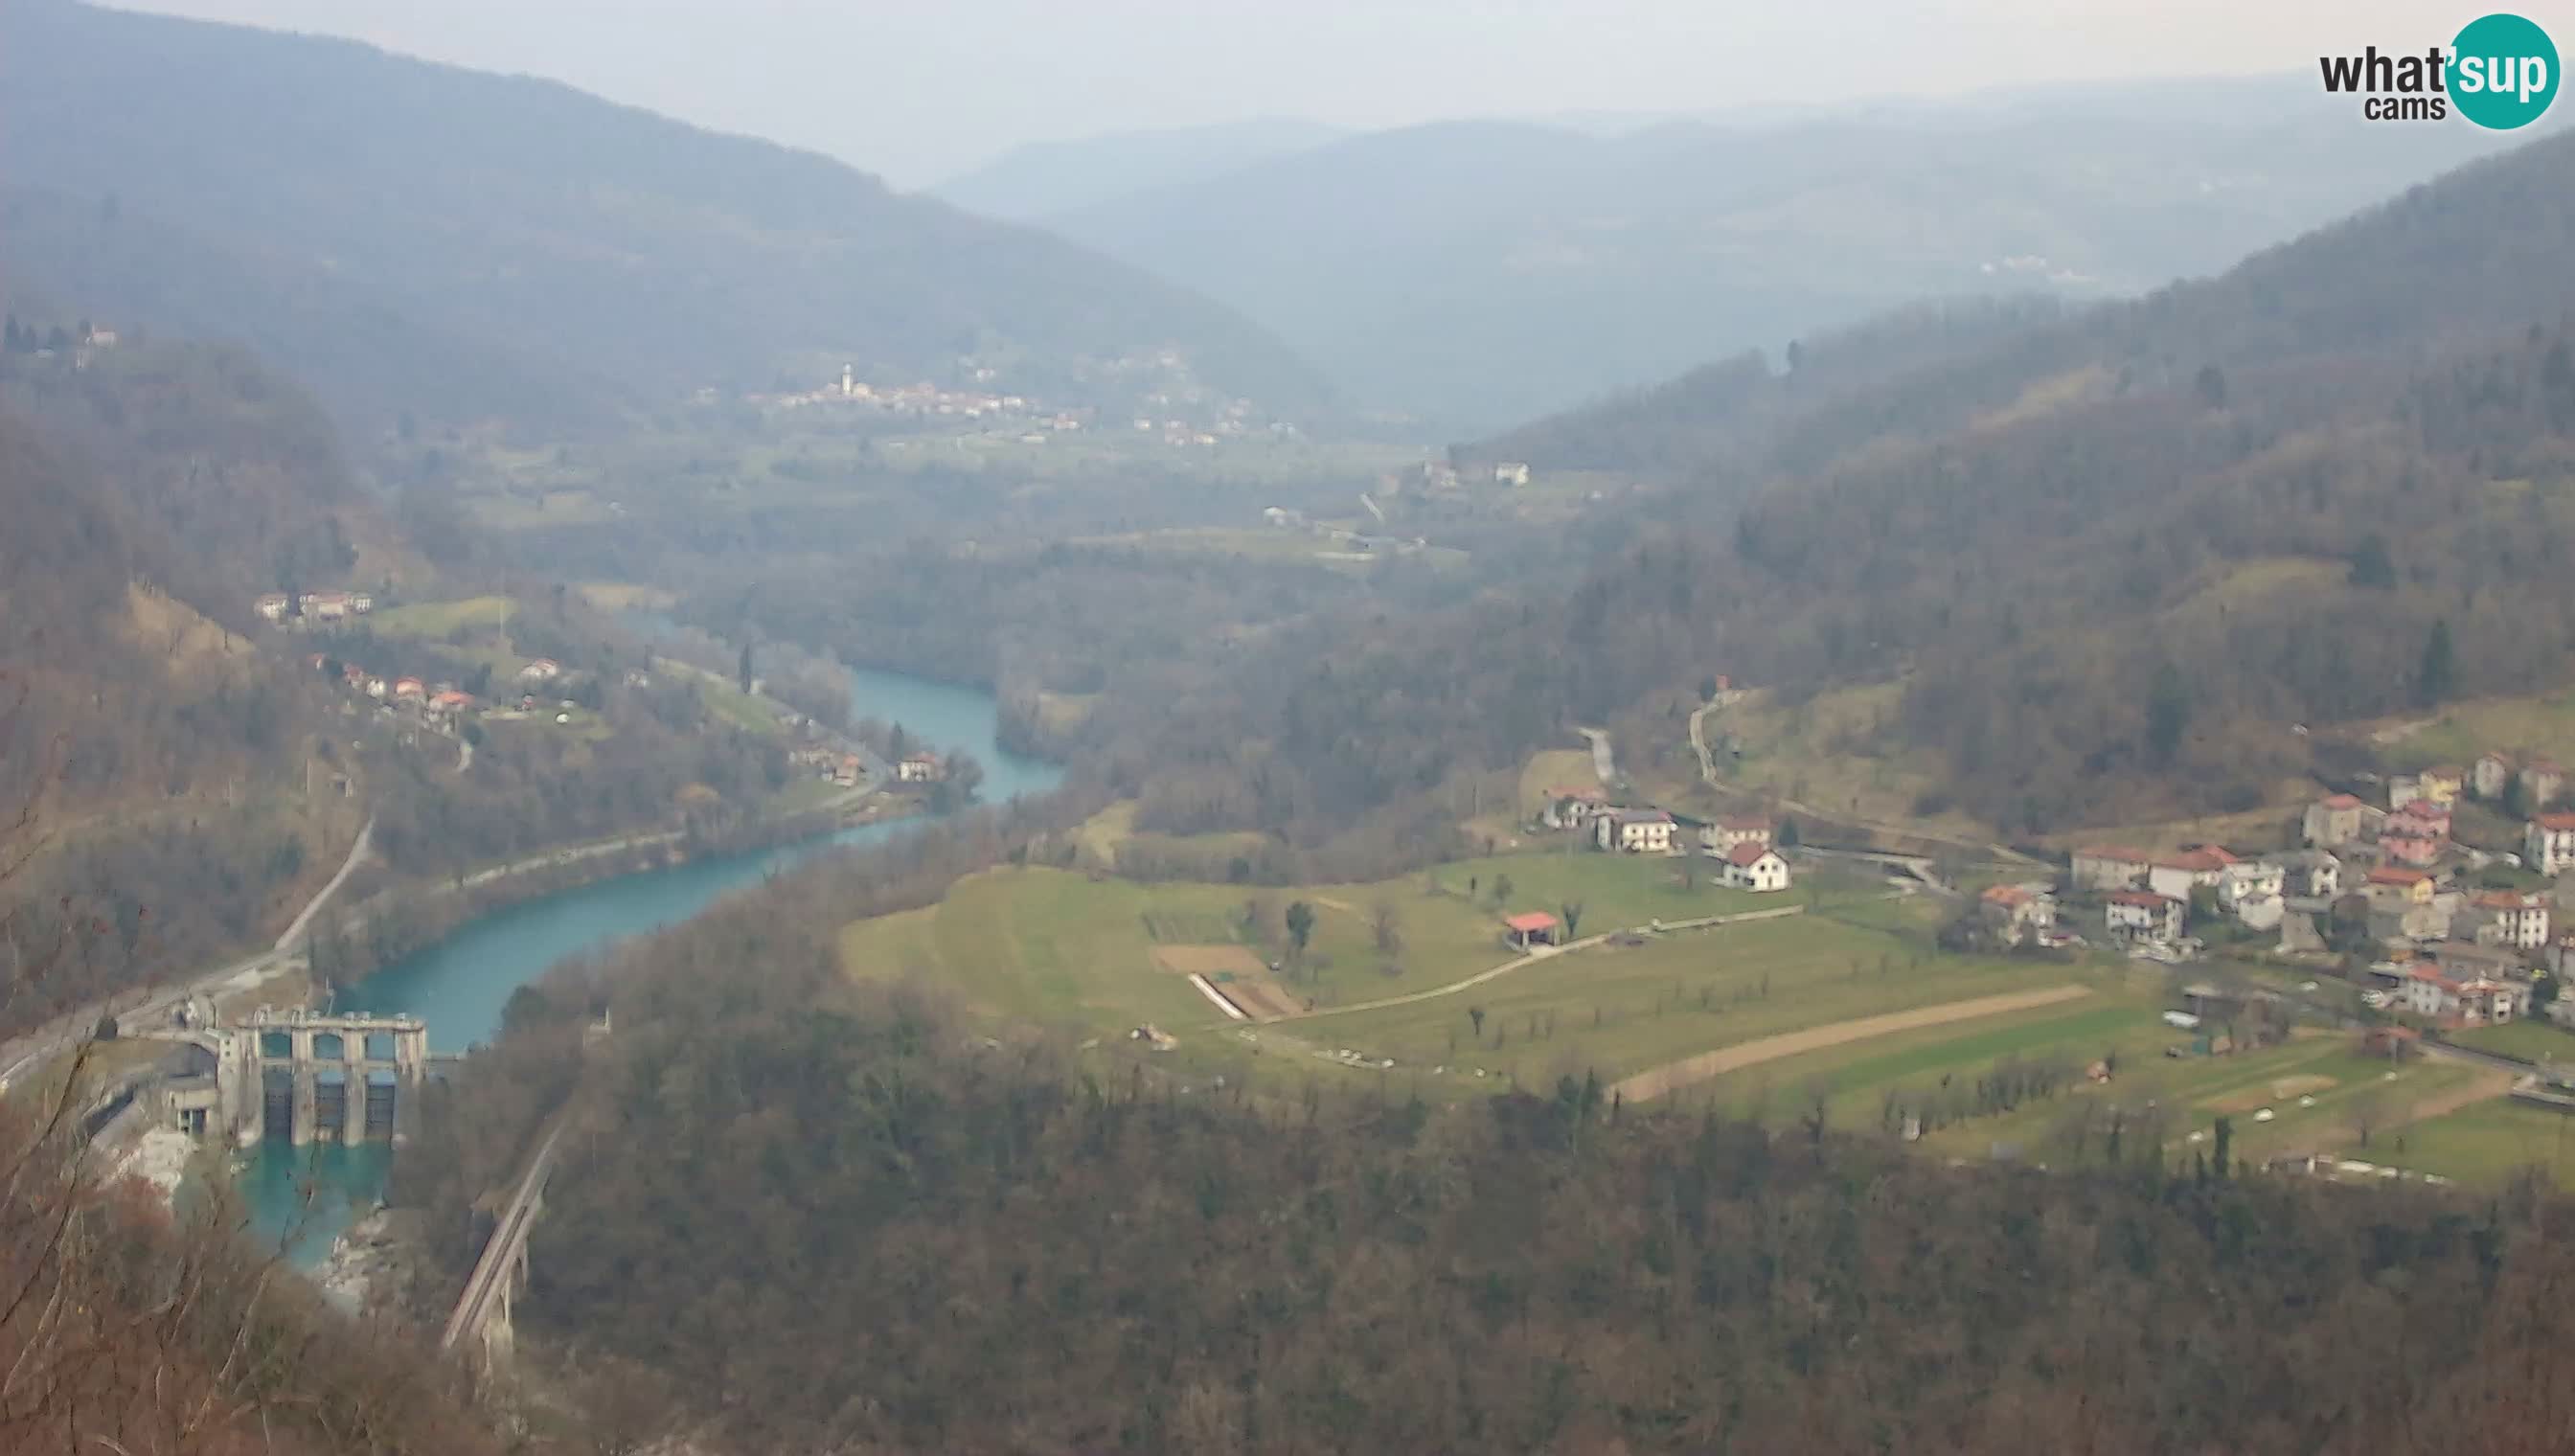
top-left (1423, 853), bottom-right (1791, 936)
top-left (2372, 689), bottom-right (2575, 775)
top-left (367, 596), bottom-right (515, 639)
top-left (840, 866), bottom-right (1532, 1024)
top-left (650, 656), bottom-right (784, 734)
top-left (2363, 1097), bottom-right (2575, 1185)
top-left (2449, 1018), bottom-right (2575, 1066)
top-left (1695, 683), bottom-right (1987, 838)
top-left (1516, 749), bottom-right (1599, 817)
top-left (1296, 907), bottom-right (2052, 1092)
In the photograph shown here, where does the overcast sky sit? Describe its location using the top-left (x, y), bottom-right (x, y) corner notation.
top-left (116, 1), bottom-right (2485, 187)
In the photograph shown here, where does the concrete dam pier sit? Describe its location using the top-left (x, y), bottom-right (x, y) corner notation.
top-left (158, 1007), bottom-right (430, 1148)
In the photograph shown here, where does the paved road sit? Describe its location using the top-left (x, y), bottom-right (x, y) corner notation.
top-left (1576, 727), bottom-right (1618, 785)
top-left (274, 817), bottom-right (374, 954)
top-left (0, 818), bottom-right (374, 1097)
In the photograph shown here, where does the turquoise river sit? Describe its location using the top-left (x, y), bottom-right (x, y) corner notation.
top-left (242, 666), bottom-right (1063, 1265)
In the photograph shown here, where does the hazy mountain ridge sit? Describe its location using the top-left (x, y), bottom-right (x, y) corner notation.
top-left (1498, 130), bottom-right (2575, 830)
top-left (1046, 87), bottom-right (2528, 429)
top-left (0, 1), bottom-right (1333, 432)
top-left (931, 116), bottom-right (1349, 220)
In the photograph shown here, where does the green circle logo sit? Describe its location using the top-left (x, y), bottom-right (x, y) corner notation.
top-left (2450, 12), bottom-right (2559, 129)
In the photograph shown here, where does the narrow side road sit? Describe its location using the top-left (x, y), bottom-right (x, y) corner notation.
top-left (0, 818), bottom-right (374, 1095)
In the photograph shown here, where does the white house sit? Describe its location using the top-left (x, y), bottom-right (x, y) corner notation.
top-left (2467, 891), bottom-right (2551, 950)
top-left (254, 593), bottom-right (289, 623)
top-left (2301, 794), bottom-right (2374, 848)
top-left (2232, 894), bottom-right (2287, 933)
top-left (2071, 846), bottom-right (2153, 892)
top-left (2265, 851), bottom-right (2343, 901)
top-left (2405, 967), bottom-right (2463, 1021)
top-left (2106, 890), bottom-right (2185, 943)
top-left (1719, 842), bottom-right (1791, 892)
top-left (517, 658), bottom-right (562, 684)
top-left (2472, 751), bottom-right (2516, 801)
top-left (1978, 883), bottom-right (2057, 944)
top-left (2148, 847), bottom-right (2238, 904)
top-left (1598, 809), bottom-right (1677, 854)
top-left (2460, 978), bottom-right (2532, 1025)
top-left (1493, 462), bottom-right (1532, 487)
top-left (2217, 859), bottom-right (2286, 910)
top-left (1700, 815), bottom-right (1774, 854)
top-left (2526, 813), bottom-right (2575, 876)
top-left (898, 753), bottom-right (944, 784)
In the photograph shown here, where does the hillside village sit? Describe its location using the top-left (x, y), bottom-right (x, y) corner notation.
top-left (2043, 755), bottom-right (2575, 1036)
top-left (1539, 786), bottom-right (1796, 894)
top-left (1540, 736), bottom-right (2575, 1051)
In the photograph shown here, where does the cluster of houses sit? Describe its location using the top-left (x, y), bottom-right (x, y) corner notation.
top-left (1393, 459), bottom-right (1534, 492)
top-left (1536, 788), bottom-right (1793, 893)
top-left (256, 590), bottom-right (376, 626)
top-left (306, 653), bottom-right (584, 733)
top-left (2057, 753), bottom-right (2575, 1033)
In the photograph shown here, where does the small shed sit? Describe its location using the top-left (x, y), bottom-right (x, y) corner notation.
top-left (1502, 912), bottom-right (1561, 949)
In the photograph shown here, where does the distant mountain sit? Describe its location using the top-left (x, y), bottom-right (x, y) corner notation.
top-left (1045, 83), bottom-right (2531, 430)
top-left (1174, 129), bottom-right (2575, 838)
top-left (931, 118), bottom-right (1347, 222)
top-left (0, 1), bottom-right (1331, 433)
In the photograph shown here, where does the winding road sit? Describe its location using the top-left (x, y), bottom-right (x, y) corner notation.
top-left (0, 818), bottom-right (375, 1096)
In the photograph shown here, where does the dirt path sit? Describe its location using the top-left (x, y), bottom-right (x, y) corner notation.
top-left (1686, 701), bottom-right (2040, 866)
top-left (1610, 984), bottom-right (2095, 1103)
top-left (1286, 903), bottom-right (1813, 1024)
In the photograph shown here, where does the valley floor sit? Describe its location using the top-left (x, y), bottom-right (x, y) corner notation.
top-left (836, 821), bottom-right (2573, 1186)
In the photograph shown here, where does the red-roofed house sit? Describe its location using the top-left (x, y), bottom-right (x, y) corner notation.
top-left (2106, 889), bottom-right (2184, 943)
top-left (2363, 864), bottom-right (2436, 912)
top-left (2071, 846), bottom-right (2153, 892)
top-left (2149, 847), bottom-right (2240, 902)
top-left (1719, 841), bottom-right (1791, 892)
top-left (2302, 793), bottom-right (2373, 848)
top-left (1979, 883), bottom-right (2057, 944)
top-left (2389, 797), bottom-right (2451, 837)
top-left (2409, 967), bottom-right (2531, 1025)
top-left (2404, 967), bottom-right (2462, 1020)
top-left (2526, 813), bottom-right (2575, 876)
top-left (392, 677), bottom-right (425, 701)
top-left (1501, 912), bottom-right (1561, 948)
top-left (898, 752), bottom-right (945, 784)
top-left (2380, 802), bottom-right (2447, 866)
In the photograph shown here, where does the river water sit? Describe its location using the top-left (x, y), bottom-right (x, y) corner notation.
top-left (244, 665), bottom-right (1061, 1263)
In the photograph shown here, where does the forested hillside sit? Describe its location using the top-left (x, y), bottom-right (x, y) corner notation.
top-left (0, 335), bottom-right (410, 1022)
top-left (1112, 129), bottom-right (2575, 839)
top-left (1047, 89), bottom-right (2525, 428)
top-left (409, 898), bottom-right (2575, 1455)
top-left (0, 0), bottom-right (1331, 434)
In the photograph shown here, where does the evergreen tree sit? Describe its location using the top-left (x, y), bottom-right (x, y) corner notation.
top-left (2416, 619), bottom-right (2456, 707)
